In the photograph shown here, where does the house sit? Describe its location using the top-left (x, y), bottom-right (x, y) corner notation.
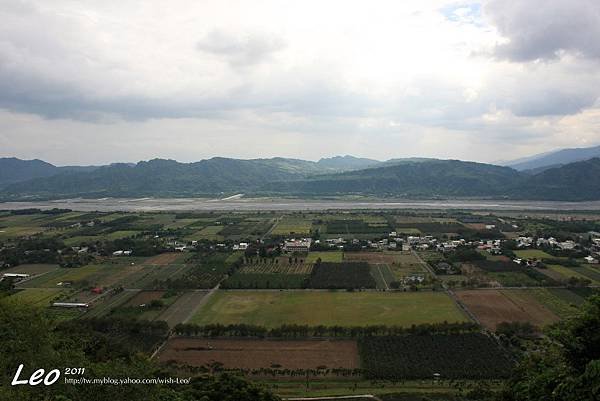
top-left (2, 273), bottom-right (30, 281)
top-left (284, 238), bottom-right (312, 253)
top-left (233, 242), bottom-right (249, 251)
top-left (584, 255), bottom-right (599, 264)
top-left (91, 287), bottom-right (103, 294)
top-left (559, 240), bottom-right (576, 250)
top-left (52, 302), bottom-right (89, 308)
top-left (113, 250), bottom-right (132, 256)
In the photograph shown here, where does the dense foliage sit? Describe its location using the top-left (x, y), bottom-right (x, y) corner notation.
top-left (0, 298), bottom-right (279, 401)
top-left (221, 273), bottom-right (309, 289)
top-left (499, 295), bottom-right (600, 401)
top-left (172, 322), bottom-right (480, 338)
top-left (308, 262), bottom-right (376, 289)
top-left (358, 333), bottom-right (514, 380)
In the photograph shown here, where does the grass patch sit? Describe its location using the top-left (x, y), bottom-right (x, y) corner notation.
top-left (514, 249), bottom-right (553, 259)
top-left (190, 291), bottom-right (468, 327)
top-left (305, 251), bottom-right (343, 263)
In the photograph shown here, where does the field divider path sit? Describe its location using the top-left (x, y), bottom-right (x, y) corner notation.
top-left (13, 269), bottom-right (56, 287)
top-left (447, 288), bottom-right (481, 326)
top-left (412, 249), bottom-right (480, 324)
top-left (411, 249), bottom-right (437, 278)
top-left (151, 282), bottom-right (221, 360)
top-left (375, 264), bottom-right (389, 290)
top-left (261, 216), bottom-right (282, 240)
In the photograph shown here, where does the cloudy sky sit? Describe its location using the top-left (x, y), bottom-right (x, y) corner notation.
top-left (1, 0), bottom-right (599, 166)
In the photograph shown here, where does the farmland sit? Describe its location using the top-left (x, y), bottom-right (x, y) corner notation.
top-left (222, 273), bottom-right (309, 289)
top-left (359, 333), bottom-right (513, 380)
top-left (190, 291), bottom-right (468, 327)
top-left (10, 288), bottom-right (65, 306)
top-left (455, 289), bottom-right (559, 330)
top-left (154, 290), bottom-right (209, 327)
top-left (158, 338), bottom-right (360, 371)
top-left (271, 217), bottom-right (312, 236)
top-left (308, 262), bottom-right (376, 289)
top-left (2, 207), bottom-right (599, 399)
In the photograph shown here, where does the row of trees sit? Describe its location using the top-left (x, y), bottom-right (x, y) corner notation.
top-left (172, 321), bottom-right (479, 338)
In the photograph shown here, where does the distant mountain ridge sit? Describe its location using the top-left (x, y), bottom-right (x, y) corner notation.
top-left (0, 157), bottom-right (102, 187)
top-left (504, 144), bottom-right (600, 172)
top-left (1, 155), bottom-right (600, 201)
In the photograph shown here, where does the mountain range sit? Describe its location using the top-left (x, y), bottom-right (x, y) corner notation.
top-left (502, 144), bottom-right (600, 173)
top-left (1, 148), bottom-right (600, 201)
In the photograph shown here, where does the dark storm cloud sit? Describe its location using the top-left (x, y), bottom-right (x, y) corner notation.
top-left (485, 0), bottom-right (600, 61)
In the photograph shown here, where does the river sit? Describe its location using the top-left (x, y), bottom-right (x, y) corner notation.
top-left (3, 197), bottom-right (600, 212)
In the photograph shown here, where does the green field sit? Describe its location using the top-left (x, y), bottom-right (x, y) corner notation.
top-left (514, 249), bottom-right (553, 259)
top-left (526, 288), bottom-right (580, 318)
top-left (271, 217), bottom-right (312, 236)
top-left (546, 264), bottom-right (595, 282)
top-left (2, 264), bottom-right (59, 276)
top-left (185, 225), bottom-right (223, 240)
top-left (9, 289), bottom-right (66, 306)
top-left (305, 251), bottom-right (343, 263)
top-left (190, 290), bottom-right (468, 327)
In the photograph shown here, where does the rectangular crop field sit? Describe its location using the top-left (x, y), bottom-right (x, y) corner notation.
top-left (545, 264), bottom-right (594, 282)
top-left (571, 266), bottom-right (600, 283)
top-left (239, 262), bottom-right (312, 275)
top-left (145, 253), bottom-right (187, 266)
top-left (514, 249), bottom-right (553, 259)
top-left (271, 217), bottom-right (312, 236)
top-left (359, 333), bottom-right (512, 380)
top-left (222, 273), bottom-right (309, 289)
top-left (9, 288), bottom-right (65, 306)
top-left (2, 264), bottom-right (59, 276)
top-left (185, 226), bottom-right (223, 241)
top-left (305, 251), bottom-right (343, 263)
top-left (154, 290), bottom-right (209, 327)
top-left (308, 262), bottom-right (376, 289)
top-left (344, 252), bottom-right (398, 264)
top-left (456, 289), bottom-right (559, 330)
top-left (190, 291), bottom-right (469, 327)
top-left (524, 288), bottom-right (580, 318)
top-left (158, 338), bottom-right (360, 370)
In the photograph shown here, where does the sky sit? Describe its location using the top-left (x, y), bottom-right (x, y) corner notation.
top-left (1, 0), bottom-right (600, 166)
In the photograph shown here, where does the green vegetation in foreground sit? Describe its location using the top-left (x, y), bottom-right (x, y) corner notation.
top-left (261, 379), bottom-right (500, 399)
top-left (190, 290), bottom-right (468, 327)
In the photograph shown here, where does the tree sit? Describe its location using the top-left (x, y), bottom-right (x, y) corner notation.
top-left (0, 298), bottom-right (280, 401)
top-left (501, 295), bottom-right (600, 401)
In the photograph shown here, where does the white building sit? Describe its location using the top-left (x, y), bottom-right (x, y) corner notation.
top-left (284, 238), bottom-right (312, 253)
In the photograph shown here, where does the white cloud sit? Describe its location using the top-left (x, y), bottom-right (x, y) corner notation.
top-left (0, 0), bottom-right (599, 164)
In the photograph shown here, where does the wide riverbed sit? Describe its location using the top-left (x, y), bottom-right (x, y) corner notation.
top-left (3, 197), bottom-right (600, 211)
